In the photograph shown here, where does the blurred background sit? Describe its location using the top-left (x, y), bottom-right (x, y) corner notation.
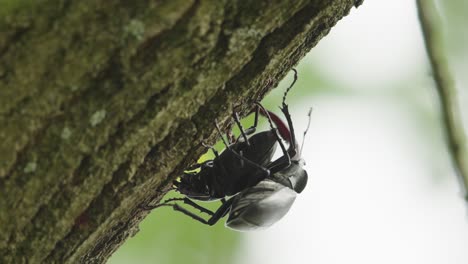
top-left (109, 0), bottom-right (468, 263)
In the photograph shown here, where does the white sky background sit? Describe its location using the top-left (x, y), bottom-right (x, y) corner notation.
top-left (239, 1), bottom-right (468, 263)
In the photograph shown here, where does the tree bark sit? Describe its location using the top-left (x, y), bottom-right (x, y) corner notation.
top-left (0, 0), bottom-right (362, 263)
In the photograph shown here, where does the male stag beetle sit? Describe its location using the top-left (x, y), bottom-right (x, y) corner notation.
top-left (146, 69), bottom-right (311, 231)
top-left (174, 104), bottom-right (284, 201)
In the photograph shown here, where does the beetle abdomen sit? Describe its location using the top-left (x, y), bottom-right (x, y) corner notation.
top-left (226, 180), bottom-right (296, 231)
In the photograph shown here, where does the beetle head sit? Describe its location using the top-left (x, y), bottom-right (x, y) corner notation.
top-left (288, 159), bottom-right (308, 193)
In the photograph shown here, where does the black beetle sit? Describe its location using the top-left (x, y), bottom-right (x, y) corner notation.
top-left (173, 104), bottom-right (284, 201)
top-left (148, 69), bottom-right (310, 231)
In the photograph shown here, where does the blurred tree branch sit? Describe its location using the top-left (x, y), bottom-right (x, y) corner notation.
top-left (0, 0), bottom-right (362, 263)
top-left (417, 0), bottom-right (468, 201)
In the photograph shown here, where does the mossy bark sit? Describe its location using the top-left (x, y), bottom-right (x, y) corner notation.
top-left (0, 0), bottom-right (362, 263)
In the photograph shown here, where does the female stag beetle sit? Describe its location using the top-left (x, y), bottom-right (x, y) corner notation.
top-left (146, 69), bottom-right (311, 231)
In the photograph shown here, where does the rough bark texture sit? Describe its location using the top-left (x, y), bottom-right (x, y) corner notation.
top-left (0, 0), bottom-right (362, 263)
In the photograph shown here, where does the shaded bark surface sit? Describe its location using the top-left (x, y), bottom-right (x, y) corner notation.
top-left (0, 0), bottom-right (362, 263)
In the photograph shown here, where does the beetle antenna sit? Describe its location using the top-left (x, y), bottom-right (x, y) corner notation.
top-left (214, 119), bottom-right (230, 148)
top-left (300, 107), bottom-right (313, 157)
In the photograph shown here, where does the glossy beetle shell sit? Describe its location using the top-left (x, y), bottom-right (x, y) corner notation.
top-left (226, 179), bottom-right (297, 231)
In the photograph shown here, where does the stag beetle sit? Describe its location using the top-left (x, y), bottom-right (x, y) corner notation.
top-left (146, 69), bottom-right (311, 231)
top-left (174, 104), bottom-right (285, 201)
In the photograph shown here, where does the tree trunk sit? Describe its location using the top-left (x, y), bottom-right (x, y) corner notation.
top-left (0, 0), bottom-right (362, 263)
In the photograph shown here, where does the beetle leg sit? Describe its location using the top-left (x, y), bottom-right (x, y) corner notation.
top-left (232, 111), bottom-right (250, 146)
top-left (232, 104), bottom-right (258, 137)
top-left (186, 163), bottom-right (202, 171)
top-left (280, 104), bottom-right (297, 158)
top-left (202, 141), bottom-right (219, 157)
top-left (178, 197), bottom-right (215, 216)
top-left (214, 119), bottom-right (231, 147)
top-left (161, 203), bottom-right (212, 225)
top-left (215, 120), bottom-right (270, 177)
top-left (255, 103), bottom-right (291, 168)
top-left (154, 198), bottom-right (234, 226)
top-left (244, 104), bottom-right (260, 136)
top-left (143, 197), bottom-right (215, 216)
top-left (279, 69), bottom-right (299, 157)
top-left (207, 198), bottom-right (234, 225)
